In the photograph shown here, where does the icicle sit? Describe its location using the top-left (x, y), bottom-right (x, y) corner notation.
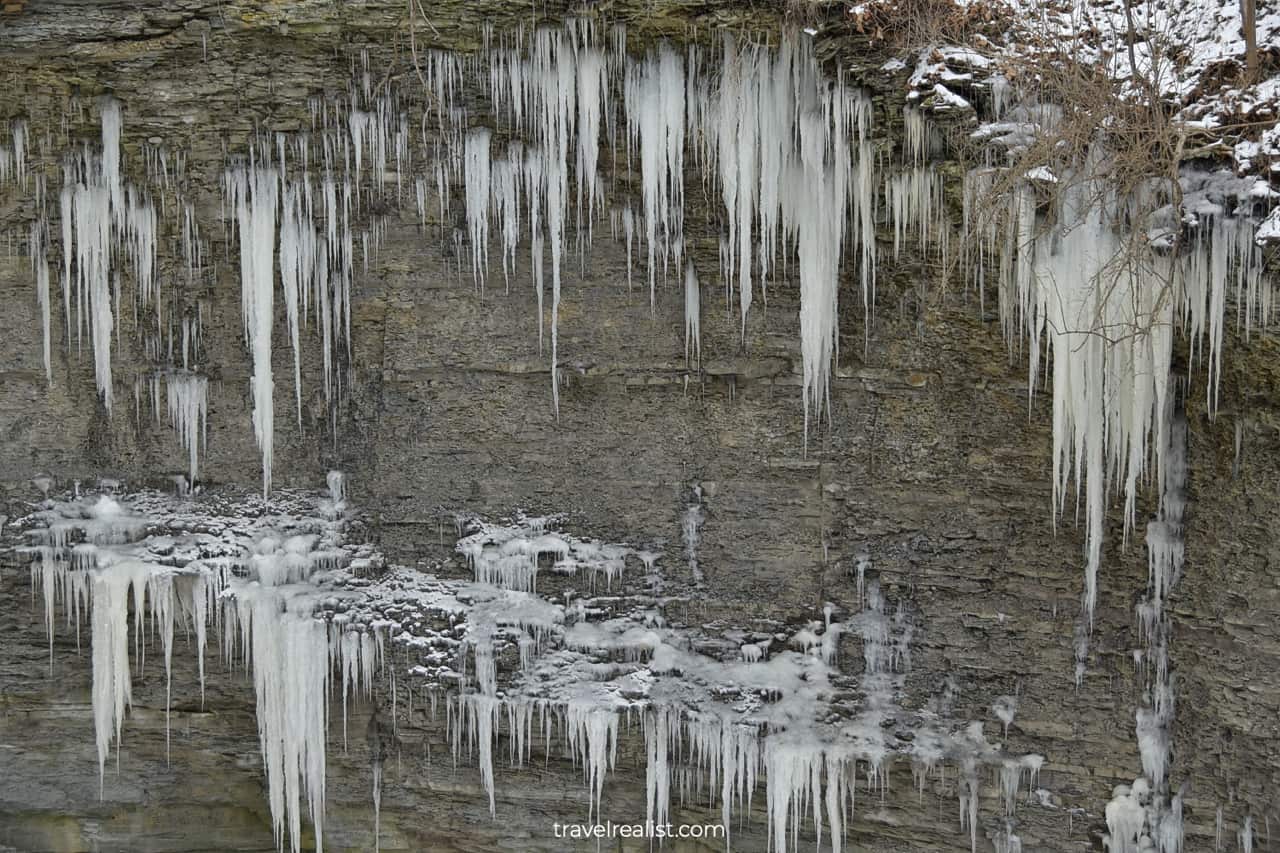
top-left (997, 156), bottom-right (1174, 636)
top-left (644, 707), bottom-right (672, 834)
top-left (791, 107), bottom-right (847, 452)
top-left (565, 703), bottom-right (619, 824)
top-left (575, 48), bottom-right (605, 241)
top-left (716, 39), bottom-right (759, 337)
top-left (59, 181), bottom-right (73, 343)
top-left (278, 181), bottom-right (309, 426)
top-left (235, 586), bottom-right (331, 853)
top-left (491, 156), bottom-right (520, 291)
top-left (100, 97), bottom-right (124, 224)
top-left (622, 204), bottom-right (635, 293)
top-left (225, 163), bottom-right (280, 497)
top-left (69, 177), bottom-right (116, 412)
top-left (626, 44), bottom-right (685, 312)
top-left (30, 220), bottom-right (52, 383)
top-left (11, 118), bottom-right (27, 185)
top-left (525, 31), bottom-right (576, 419)
top-left (464, 128), bottom-right (492, 291)
top-left (123, 187), bottom-right (158, 314)
top-left (165, 372), bottom-right (208, 480)
top-left (460, 695), bottom-right (500, 817)
top-left (91, 564), bottom-right (136, 794)
top-left (684, 262), bottom-right (701, 365)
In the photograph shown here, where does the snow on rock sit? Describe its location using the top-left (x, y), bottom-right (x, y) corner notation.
top-left (867, 0), bottom-right (1280, 182)
top-left (1258, 206), bottom-right (1280, 244)
top-left (929, 83), bottom-right (974, 113)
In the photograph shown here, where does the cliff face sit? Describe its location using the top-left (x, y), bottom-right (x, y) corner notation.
top-left (1, 3), bottom-right (1279, 852)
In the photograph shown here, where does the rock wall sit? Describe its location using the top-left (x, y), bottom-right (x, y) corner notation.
top-left (1, 2), bottom-right (1279, 851)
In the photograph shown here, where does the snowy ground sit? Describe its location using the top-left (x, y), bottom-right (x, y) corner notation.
top-left (854, 0), bottom-right (1280, 190)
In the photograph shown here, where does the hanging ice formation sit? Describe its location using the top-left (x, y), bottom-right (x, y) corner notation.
top-left (226, 162), bottom-right (280, 497)
top-left (30, 217), bottom-right (52, 383)
top-left (165, 371), bottom-right (208, 481)
top-left (625, 43), bottom-right (685, 313)
top-left (447, 515), bottom-right (1048, 853)
top-left (7, 26), bottom-right (897, 480)
top-left (463, 128), bottom-right (492, 291)
top-left (14, 484), bottom-right (1056, 853)
top-left (1135, 405), bottom-right (1187, 787)
top-left (18, 485), bottom-right (381, 853)
top-left (3, 118), bottom-right (27, 185)
top-left (684, 261), bottom-right (700, 365)
top-left (964, 146), bottom-right (1273, 668)
top-left (456, 27), bottom-right (874, 426)
top-left (1095, 397), bottom-right (1189, 853)
top-left (52, 97), bottom-right (162, 414)
top-left (9, 105), bottom-right (211, 483)
top-left (887, 166), bottom-right (945, 261)
top-left (791, 98), bottom-right (851, 447)
top-left (8, 20), bottom-right (1277, 525)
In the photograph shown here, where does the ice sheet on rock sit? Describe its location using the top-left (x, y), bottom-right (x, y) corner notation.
top-left (681, 491), bottom-right (705, 585)
top-left (455, 515), bottom-right (642, 594)
top-left (392, 540), bottom-right (1044, 852)
top-left (1105, 782), bottom-right (1149, 853)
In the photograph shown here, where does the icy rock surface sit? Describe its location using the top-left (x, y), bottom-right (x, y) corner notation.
top-left (9, 483), bottom-right (1054, 853)
top-left (0, 4), bottom-right (1277, 852)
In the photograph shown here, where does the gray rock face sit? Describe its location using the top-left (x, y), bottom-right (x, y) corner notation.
top-left (1, 3), bottom-right (1279, 852)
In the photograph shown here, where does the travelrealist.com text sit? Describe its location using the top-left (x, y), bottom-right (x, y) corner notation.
top-left (552, 821), bottom-right (728, 840)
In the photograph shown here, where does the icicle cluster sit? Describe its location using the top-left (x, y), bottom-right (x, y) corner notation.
top-left (9, 25), bottom-right (891, 486)
top-left (165, 371), bottom-right (208, 480)
top-left (14, 488), bottom-right (1059, 853)
top-left (56, 98), bottom-right (161, 413)
top-left (966, 151), bottom-right (1272, 667)
top-left (224, 136), bottom-right (357, 495)
top-left (6, 99), bottom-right (210, 460)
top-left (18, 486), bottom-right (380, 853)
